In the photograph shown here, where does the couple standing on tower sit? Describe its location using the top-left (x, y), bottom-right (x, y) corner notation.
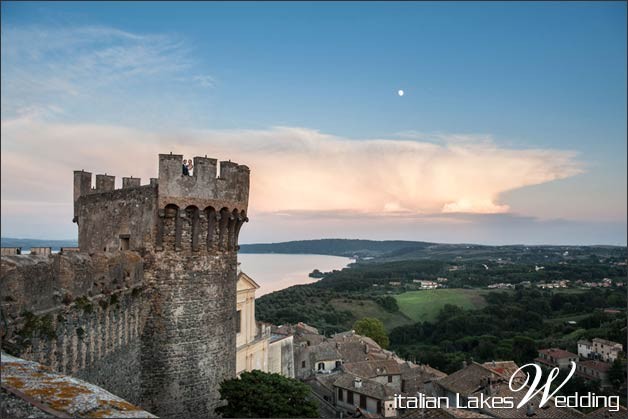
top-left (182, 159), bottom-right (194, 176)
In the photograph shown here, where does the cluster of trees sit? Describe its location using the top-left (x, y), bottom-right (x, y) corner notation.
top-left (217, 370), bottom-right (318, 418)
top-left (239, 239), bottom-right (430, 258)
top-left (256, 285), bottom-right (354, 334)
top-left (295, 256), bottom-right (626, 292)
top-left (353, 318), bottom-right (390, 348)
top-left (388, 289), bottom-right (627, 374)
top-left (314, 259), bottom-right (446, 291)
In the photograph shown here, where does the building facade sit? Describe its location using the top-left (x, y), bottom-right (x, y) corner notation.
top-left (578, 338), bottom-right (623, 363)
top-left (535, 348), bottom-right (578, 369)
top-left (235, 271), bottom-right (295, 378)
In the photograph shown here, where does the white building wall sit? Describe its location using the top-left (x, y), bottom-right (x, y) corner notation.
top-left (578, 342), bottom-right (592, 359)
top-left (268, 336), bottom-right (295, 378)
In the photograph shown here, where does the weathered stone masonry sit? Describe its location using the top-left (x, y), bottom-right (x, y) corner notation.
top-left (1, 153), bottom-right (250, 419)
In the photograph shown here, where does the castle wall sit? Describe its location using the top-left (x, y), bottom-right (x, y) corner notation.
top-left (75, 185), bottom-right (157, 254)
top-left (0, 252), bottom-right (149, 405)
top-left (140, 252), bottom-right (238, 419)
top-left (4, 153), bottom-right (251, 419)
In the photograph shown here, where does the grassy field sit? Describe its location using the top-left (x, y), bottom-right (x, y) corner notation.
top-left (330, 298), bottom-right (414, 331)
top-left (394, 289), bottom-right (494, 322)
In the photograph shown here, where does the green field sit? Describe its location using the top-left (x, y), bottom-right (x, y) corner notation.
top-left (394, 289), bottom-right (493, 322)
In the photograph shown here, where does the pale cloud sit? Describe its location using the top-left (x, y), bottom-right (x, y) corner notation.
top-left (192, 74), bottom-right (216, 88)
top-left (0, 24), bottom-right (212, 118)
top-left (1, 117), bottom-right (583, 228)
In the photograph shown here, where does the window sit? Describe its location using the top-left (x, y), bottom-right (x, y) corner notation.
top-left (338, 388), bottom-right (343, 402)
top-left (236, 310), bottom-right (242, 333)
top-left (302, 361), bottom-right (306, 368)
top-left (347, 390), bottom-right (354, 404)
top-left (119, 234), bottom-right (130, 250)
top-left (388, 375), bottom-right (393, 383)
top-left (318, 362), bottom-right (325, 370)
top-left (360, 395), bottom-right (367, 409)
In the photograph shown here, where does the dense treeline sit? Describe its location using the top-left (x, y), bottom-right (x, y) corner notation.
top-left (309, 258), bottom-right (626, 291)
top-left (315, 260), bottom-right (447, 291)
top-left (2, 236), bottom-right (624, 263)
top-left (239, 239), bottom-right (626, 263)
top-left (240, 239), bottom-right (430, 257)
top-left (389, 288), bottom-right (627, 373)
top-left (256, 286), bottom-right (354, 334)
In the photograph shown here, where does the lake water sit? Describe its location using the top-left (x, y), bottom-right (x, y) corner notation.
top-left (238, 253), bottom-right (353, 296)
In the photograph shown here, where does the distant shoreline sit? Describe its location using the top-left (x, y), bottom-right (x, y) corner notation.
top-left (2, 237), bottom-right (626, 255)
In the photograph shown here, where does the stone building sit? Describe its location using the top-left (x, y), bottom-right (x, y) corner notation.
top-left (578, 338), bottom-right (623, 363)
top-left (576, 360), bottom-right (612, 388)
top-left (333, 373), bottom-right (398, 418)
top-left (236, 271), bottom-right (270, 374)
top-left (1, 153), bottom-right (250, 419)
top-left (343, 359), bottom-right (403, 392)
top-left (535, 348), bottom-right (579, 370)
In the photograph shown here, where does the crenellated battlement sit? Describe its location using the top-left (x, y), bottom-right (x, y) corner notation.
top-left (73, 171), bottom-right (149, 219)
top-left (157, 153), bottom-right (249, 211)
top-left (73, 153), bottom-right (250, 255)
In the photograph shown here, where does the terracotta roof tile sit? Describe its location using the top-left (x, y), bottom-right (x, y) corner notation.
top-left (333, 372), bottom-right (396, 401)
top-left (343, 360), bottom-right (402, 378)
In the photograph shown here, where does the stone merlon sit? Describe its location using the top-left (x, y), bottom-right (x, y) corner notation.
top-left (157, 153), bottom-right (250, 210)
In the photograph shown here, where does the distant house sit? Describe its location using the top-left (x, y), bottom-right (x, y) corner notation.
top-left (603, 308), bottom-right (622, 315)
top-left (481, 360), bottom-right (526, 385)
top-left (578, 338), bottom-right (623, 363)
top-left (295, 340), bottom-right (342, 378)
top-left (399, 361), bottom-right (447, 395)
top-left (487, 283), bottom-right (514, 289)
top-left (576, 360), bottom-right (611, 387)
top-left (389, 281), bottom-right (402, 287)
top-left (535, 348), bottom-right (578, 369)
top-left (413, 280), bottom-right (438, 289)
top-left (537, 280), bottom-right (568, 289)
top-left (331, 330), bottom-right (392, 363)
top-left (333, 373), bottom-right (398, 418)
top-left (343, 360), bottom-right (402, 391)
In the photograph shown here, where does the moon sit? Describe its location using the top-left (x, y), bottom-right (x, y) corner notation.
top-left (398, 89), bottom-right (404, 96)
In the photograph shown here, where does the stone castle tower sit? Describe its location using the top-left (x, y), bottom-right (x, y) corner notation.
top-left (73, 153), bottom-right (250, 418)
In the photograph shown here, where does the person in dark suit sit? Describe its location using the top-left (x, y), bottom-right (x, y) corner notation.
top-left (182, 159), bottom-right (189, 176)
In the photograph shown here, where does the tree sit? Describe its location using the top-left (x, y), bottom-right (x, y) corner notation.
top-left (376, 296), bottom-right (399, 313)
top-left (216, 370), bottom-right (319, 418)
top-left (511, 336), bottom-right (537, 365)
top-left (608, 359), bottom-right (626, 391)
top-left (354, 317), bottom-right (389, 349)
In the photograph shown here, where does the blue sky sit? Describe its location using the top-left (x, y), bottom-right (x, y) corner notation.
top-left (1, 1), bottom-right (626, 244)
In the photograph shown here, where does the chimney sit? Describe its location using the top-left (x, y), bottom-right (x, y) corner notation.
top-left (353, 378), bottom-right (362, 389)
top-left (526, 403), bottom-right (536, 417)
